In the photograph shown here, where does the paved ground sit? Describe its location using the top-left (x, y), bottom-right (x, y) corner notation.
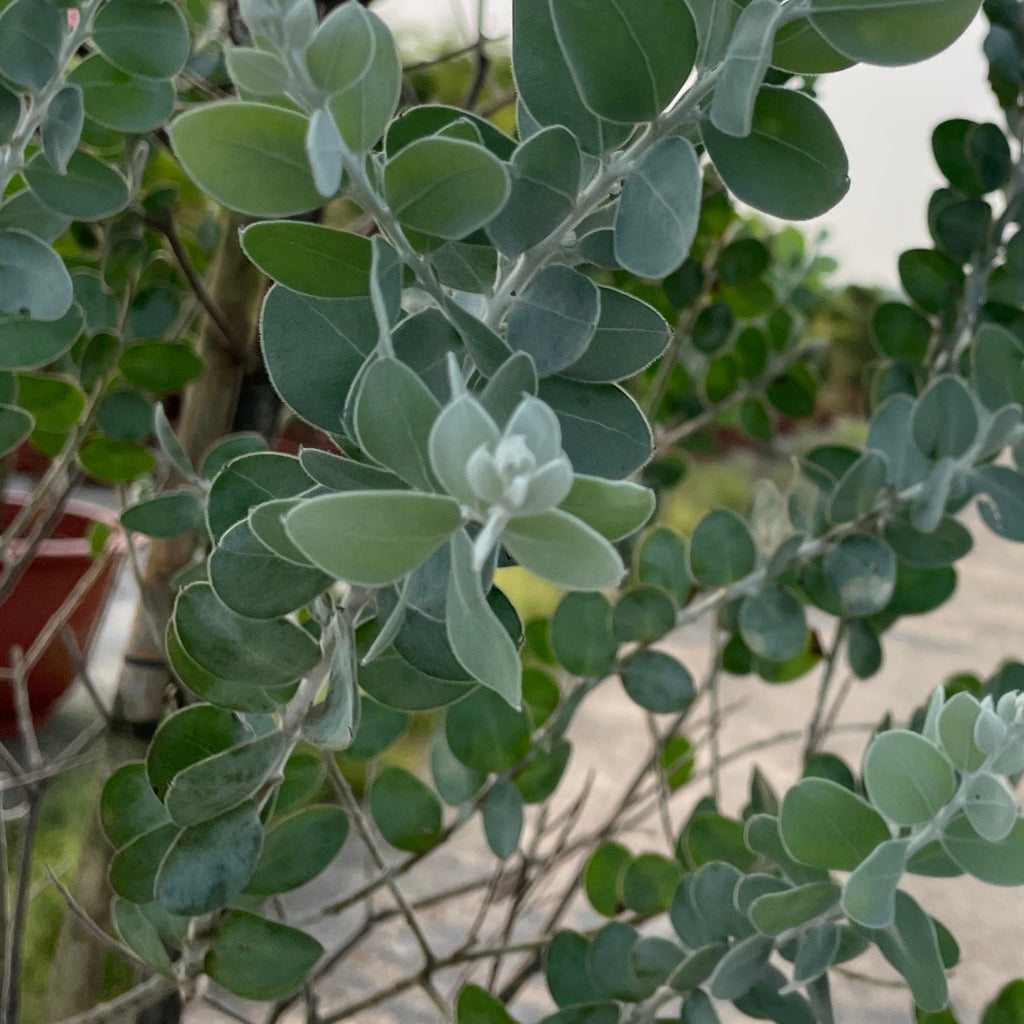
top-left (64, 506), bottom-right (1024, 1024)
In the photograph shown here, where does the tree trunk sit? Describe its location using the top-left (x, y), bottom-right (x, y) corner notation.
top-left (43, 210), bottom-right (262, 1022)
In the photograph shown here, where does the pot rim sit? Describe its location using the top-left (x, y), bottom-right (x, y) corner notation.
top-left (3, 490), bottom-right (127, 560)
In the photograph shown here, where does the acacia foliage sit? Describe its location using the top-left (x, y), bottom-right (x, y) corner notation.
top-left (6, 0), bottom-right (1024, 1019)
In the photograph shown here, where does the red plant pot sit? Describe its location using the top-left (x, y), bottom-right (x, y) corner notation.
top-left (0, 494), bottom-right (125, 736)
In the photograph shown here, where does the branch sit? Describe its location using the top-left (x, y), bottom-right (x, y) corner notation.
top-left (322, 755), bottom-right (452, 1021)
top-left (804, 620), bottom-right (847, 761)
top-left (45, 867), bottom-right (152, 972)
top-left (146, 213), bottom-right (250, 364)
top-left (46, 975), bottom-right (176, 1024)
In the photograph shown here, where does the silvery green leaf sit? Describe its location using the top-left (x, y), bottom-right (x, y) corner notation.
top-left (710, 0), bottom-right (785, 137)
top-left (447, 529), bottom-right (521, 707)
top-left (42, 85), bottom-right (84, 175)
top-left (997, 692), bottom-right (1019, 723)
top-left (362, 580), bottom-right (410, 666)
top-left (840, 839), bottom-right (907, 928)
top-left (503, 508), bottom-right (625, 590)
top-left (991, 740), bottom-right (1024, 775)
top-left (963, 773), bottom-right (1018, 842)
top-left (937, 691), bottom-right (985, 771)
top-left (155, 403), bottom-right (196, 480)
top-left (305, 1), bottom-right (375, 95)
top-left (978, 404), bottom-right (1023, 460)
top-left (465, 446), bottom-right (504, 506)
top-left (912, 457), bottom-right (956, 533)
top-left (429, 394), bottom-right (500, 508)
top-left (283, 0), bottom-right (316, 49)
top-left (867, 394), bottom-right (928, 488)
top-left (225, 47), bottom-right (289, 95)
top-left (306, 107), bottom-right (343, 198)
top-left (304, 614), bottom-right (360, 750)
top-left (520, 456), bottom-right (574, 516)
top-left (506, 265), bottom-right (600, 375)
top-left (614, 137), bottom-right (700, 278)
top-left (975, 705), bottom-right (1008, 755)
top-left (504, 395), bottom-right (563, 463)
top-left (239, 0), bottom-right (275, 35)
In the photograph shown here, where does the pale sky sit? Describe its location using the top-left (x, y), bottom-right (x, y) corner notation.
top-left (376, 2), bottom-right (999, 288)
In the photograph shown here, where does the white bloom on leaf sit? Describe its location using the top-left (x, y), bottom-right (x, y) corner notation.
top-left (428, 380), bottom-right (574, 571)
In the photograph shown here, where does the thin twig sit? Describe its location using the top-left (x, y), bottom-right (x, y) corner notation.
top-left (463, 0), bottom-right (491, 110)
top-left (643, 711), bottom-right (675, 847)
top-left (10, 648), bottom-right (41, 772)
top-left (476, 91), bottom-right (516, 118)
top-left (0, 742), bottom-right (23, 786)
top-left (59, 626), bottom-right (113, 722)
top-left (3, 779), bottom-right (40, 1023)
top-left (46, 975), bottom-right (176, 1024)
top-left (204, 992), bottom-right (261, 1024)
top-left (297, 864), bottom-right (494, 927)
top-left (45, 866), bottom-right (151, 972)
top-left (653, 342), bottom-right (828, 455)
top-left (404, 40), bottom-right (483, 72)
top-left (0, 748), bottom-right (100, 792)
top-left (804, 620), bottom-right (847, 761)
top-left (322, 754), bottom-right (452, 1021)
top-left (20, 545), bottom-right (115, 677)
top-left (0, 762), bottom-right (9, 1020)
top-left (819, 672), bottom-right (856, 746)
top-left (644, 226), bottom-right (735, 418)
top-left (146, 213), bottom-right (250, 363)
top-left (318, 937), bottom-right (553, 1024)
top-left (0, 468), bottom-right (82, 608)
top-left (705, 627), bottom-right (724, 805)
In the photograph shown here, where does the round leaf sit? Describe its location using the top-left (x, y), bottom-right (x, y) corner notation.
top-left (562, 287), bottom-right (670, 383)
top-left (246, 805), bottom-right (349, 894)
top-left (0, 0), bottom-right (62, 90)
top-left (93, 0), bottom-right (190, 79)
top-left (445, 687), bottom-right (532, 774)
top-left (173, 581), bottom-right (321, 688)
top-left (612, 585), bottom-right (677, 643)
top-left (702, 86), bottom-right (849, 219)
top-left (550, 591), bottom-right (618, 676)
top-left (739, 586), bottom-right (808, 661)
top-left (284, 490), bottom-right (461, 587)
top-left (809, 0), bottom-right (980, 66)
top-left (205, 911), bottom-right (323, 1001)
top-left (241, 222), bottom-right (373, 298)
top-left (370, 766), bottom-right (443, 853)
top-left (23, 150), bottom-right (130, 220)
top-left (619, 650), bottom-right (695, 713)
top-left (823, 534), bottom-right (896, 616)
top-left (941, 814), bottom-right (1024, 885)
top-left (483, 779), bottom-right (524, 859)
top-left (550, 0), bottom-right (698, 123)
top-left (260, 287), bottom-right (376, 432)
top-left (539, 377), bottom-right (652, 479)
top-left (155, 802), bottom-right (264, 915)
top-left (383, 137), bottom-right (510, 240)
top-left (69, 54), bottom-right (175, 132)
top-left (507, 265), bottom-right (600, 376)
top-left (170, 102), bottom-right (323, 217)
top-left (101, 762), bottom-right (170, 848)
top-left (621, 853), bottom-right (682, 915)
top-left (503, 508), bottom-right (626, 590)
top-left (614, 137), bottom-right (701, 278)
top-left (0, 229), bottom-right (72, 322)
top-left (689, 509), bottom-right (757, 587)
top-left (779, 777), bottom-right (891, 870)
top-left (585, 842), bottom-right (631, 916)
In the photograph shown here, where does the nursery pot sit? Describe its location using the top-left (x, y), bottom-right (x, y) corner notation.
top-left (0, 493), bottom-right (124, 735)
